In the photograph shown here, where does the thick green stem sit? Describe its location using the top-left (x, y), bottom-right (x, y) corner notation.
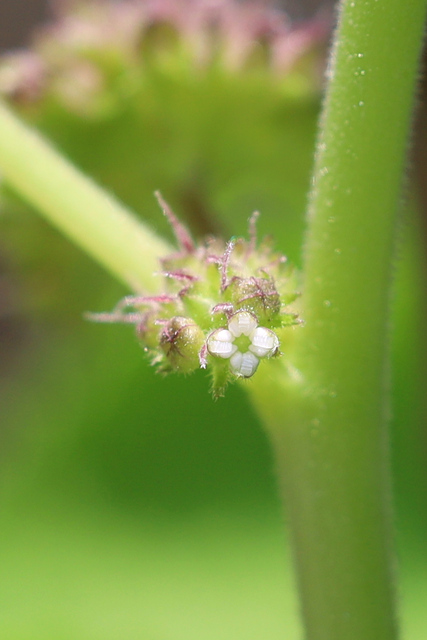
top-left (250, 1), bottom-right (427, 639)
top-left (0, 100), bottom-right (171, 292)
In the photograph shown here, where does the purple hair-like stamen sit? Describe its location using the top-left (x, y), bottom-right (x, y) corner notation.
top-left (199, 342), bottom-right (208, 368)
top-left (221, 240), bottom-right (235, 291)
top-left (155, 191), bottom-right (195, 253)
top-left (86, 292), bottom-right (177, 325)
top-left (211, 302), bottom-right (234, 317)
top-left (161, 270), bottom-right (199, 282)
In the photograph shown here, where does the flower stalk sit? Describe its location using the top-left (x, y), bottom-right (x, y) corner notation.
top-left (250, 0), bottom-right (427, 638)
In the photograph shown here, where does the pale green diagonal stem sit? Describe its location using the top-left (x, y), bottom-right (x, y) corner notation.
top-left (0, 100), bottom-right (171, 292)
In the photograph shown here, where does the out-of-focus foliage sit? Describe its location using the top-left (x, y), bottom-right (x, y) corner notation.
top-left (0, 1), bottom-right (426, 638)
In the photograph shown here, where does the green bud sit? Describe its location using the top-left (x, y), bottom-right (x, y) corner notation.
top-left (159, 317), bottom-right (205, 373)
top-left (225, 276), bottom-right (282, 327)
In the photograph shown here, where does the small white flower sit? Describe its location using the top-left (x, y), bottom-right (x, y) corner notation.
top-left (207, 310), bottom-right (279, 378)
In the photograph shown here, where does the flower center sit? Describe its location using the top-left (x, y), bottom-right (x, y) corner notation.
top-left (234, 334), bottom-right (251, 352)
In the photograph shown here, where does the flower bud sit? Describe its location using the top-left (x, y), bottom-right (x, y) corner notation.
top-left (225, 276), bottom-right (281, 326)
top-left (160, 316), bottom-right (205, 373)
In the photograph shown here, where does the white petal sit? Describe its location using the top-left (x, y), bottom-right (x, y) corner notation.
top-left (228, 311), bottom-right (257, 337)
top-left (207, 329), bottom-right (237, 359)
top-left (229, 350), bottom-right (259, 378)
top-left (249, 327), bottom-right (279, 358)
top-left (213, 329), bottom-right (234, 342)
top-left (248, 345), bottom-right (271, 358)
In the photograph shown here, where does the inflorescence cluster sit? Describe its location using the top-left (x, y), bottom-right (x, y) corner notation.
top-left (90, 193), bottom-right (301, 396)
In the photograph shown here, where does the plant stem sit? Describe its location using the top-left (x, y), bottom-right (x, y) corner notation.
top-left (0, 100), bottom-right (171, 292)
top-left (250, 1), bottom-right (427, 638)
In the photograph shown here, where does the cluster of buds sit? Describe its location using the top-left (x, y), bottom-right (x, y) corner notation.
top-left (90, 193), bottom-right (301, 397)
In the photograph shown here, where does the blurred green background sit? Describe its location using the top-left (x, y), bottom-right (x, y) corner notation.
top-left (0, 1), bottom-right (426, 638)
